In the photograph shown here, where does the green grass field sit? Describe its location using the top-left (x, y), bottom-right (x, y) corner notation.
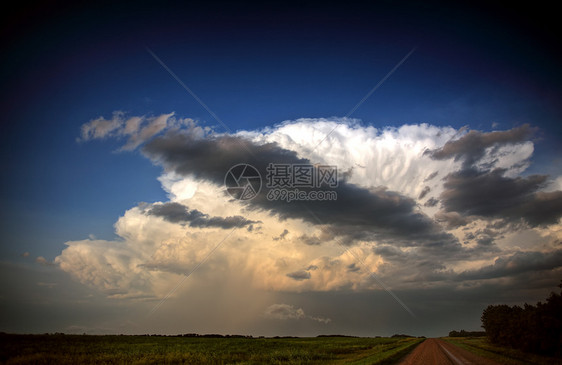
top-left (442, 337), bottom-right (562, 365)
top-left (0, 334), bottom-right (423, 364)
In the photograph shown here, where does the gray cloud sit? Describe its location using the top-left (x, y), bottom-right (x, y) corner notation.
top-left (263, 304), bottom-right (330, 324)
top-left (464, 232), bottom-right (475, 241)
top-left (418, 186), bottom-right (431, 200)
top-left (373, 245), bottom-right (405, 259)
top-left (263, 304), bottom-right (305, 320)
top-left (390, 248), bottom-right (562, 285)
top-left (286, 264), bottom-right (321, 281)
top-left (147, 202), bottom-right (259, 229)
top-left (427, 124), bottom-right (534, 168)
top-left (440, 169), bottom-right (562, 226)
top-left (424, 197), bottom-right (439, 207)
top-left (286, 270), bottom-right (311, 281)
top-left (458, 250), bottom-right (562, 281)
top-left (299, 234), bottom-right (323, 246)
top-left (148, 202), bottom-right (205, 223)
top-left (143, 130), bottom-right (461, 251)
top-left (425, 125), bottom-right (562, 227)
top-left (424, 171), bottom-right (438, 182)
top-left (476, 236), bottom-right (494, 246)
top-left (273, 229), bottom-right (289, 241)
top-left (434, 211), bottom-right (470, 229)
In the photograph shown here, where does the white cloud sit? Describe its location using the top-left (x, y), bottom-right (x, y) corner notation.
top-left (121, 113), bottom-right (174, 151)
top-left (79, 111), bottom-right (125, 140)
top-left (78, 112), bottom-right (198, 151)
top-left (157, 172), bottom-right (198, 201)
top-left (35, 256), bottom-right (53, 266)
top-left (246, 119), bottom-right (461, 202)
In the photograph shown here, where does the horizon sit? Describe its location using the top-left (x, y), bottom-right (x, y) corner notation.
top-left (1, 1), bottom-right (562, 338)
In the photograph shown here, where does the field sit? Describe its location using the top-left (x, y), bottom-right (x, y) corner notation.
top-left (443, 337), bottom-right (562, 365)
top-left (0, 334), bottom-right (423, 364)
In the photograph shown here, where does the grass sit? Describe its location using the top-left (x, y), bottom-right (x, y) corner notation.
top-left (442, 337), bottom-right (562, 365)
top-left (0, 334), bottom-right (423, 364)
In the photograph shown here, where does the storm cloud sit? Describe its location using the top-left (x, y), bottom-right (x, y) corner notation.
top-left (427, 124), bottom-right (534, 169)
top-left (51, 115), bottom-right (562, 337)
top-left (425, 126), bottom-right (562, 227)
top-left (143, 129), bottom-right (460, 251)
top-left (458, 250), bottom-right (562, 281)
top-left (440, 169), bottom-right (562, 226)
top-left (147, 202), bottom-right (258, 228)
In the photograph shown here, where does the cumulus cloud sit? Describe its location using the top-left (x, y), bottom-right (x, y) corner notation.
top-left (263, 304), bottom-right (331, 323)
top-left (55, 237), bottom-right (154, 298)
top-left (142, 127), bottom-right (460, 252)
top-left (56, 113), bottom-right (562, 314)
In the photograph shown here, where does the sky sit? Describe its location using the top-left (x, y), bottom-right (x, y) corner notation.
top-left (1, 1), bottom-right (562, 337)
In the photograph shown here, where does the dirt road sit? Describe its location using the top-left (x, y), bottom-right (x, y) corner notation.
top-left (397, 338), bottom-right (501, 365)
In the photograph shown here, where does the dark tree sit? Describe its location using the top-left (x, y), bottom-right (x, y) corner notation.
top-left (481, 280), bottom-right (562, 357)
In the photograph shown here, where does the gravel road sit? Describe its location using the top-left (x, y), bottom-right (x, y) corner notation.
top-left (397, 338), bottom-right (501, 365)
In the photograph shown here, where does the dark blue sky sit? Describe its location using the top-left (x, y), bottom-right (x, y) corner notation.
top-left (2, 1), bottom-right (562, 337)
top-left (1, 0), bottom-right (561, 285)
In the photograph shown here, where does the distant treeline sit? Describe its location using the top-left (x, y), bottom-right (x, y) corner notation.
top-left (177, 334), bottom-right (254, 338)
top-left (448, 330), bottom-right (485, 337)
top-left (20, 333), bottom-right (259, 338)
top-left (481, 280), bottom-right (562, 357)
top-left (6, 333), bottom-right (374, 339)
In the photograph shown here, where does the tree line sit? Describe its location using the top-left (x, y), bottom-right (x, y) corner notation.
top-left (481, 281), bottom-right (562, 357)
top-left (448, 330), bottom-right (485, 337)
